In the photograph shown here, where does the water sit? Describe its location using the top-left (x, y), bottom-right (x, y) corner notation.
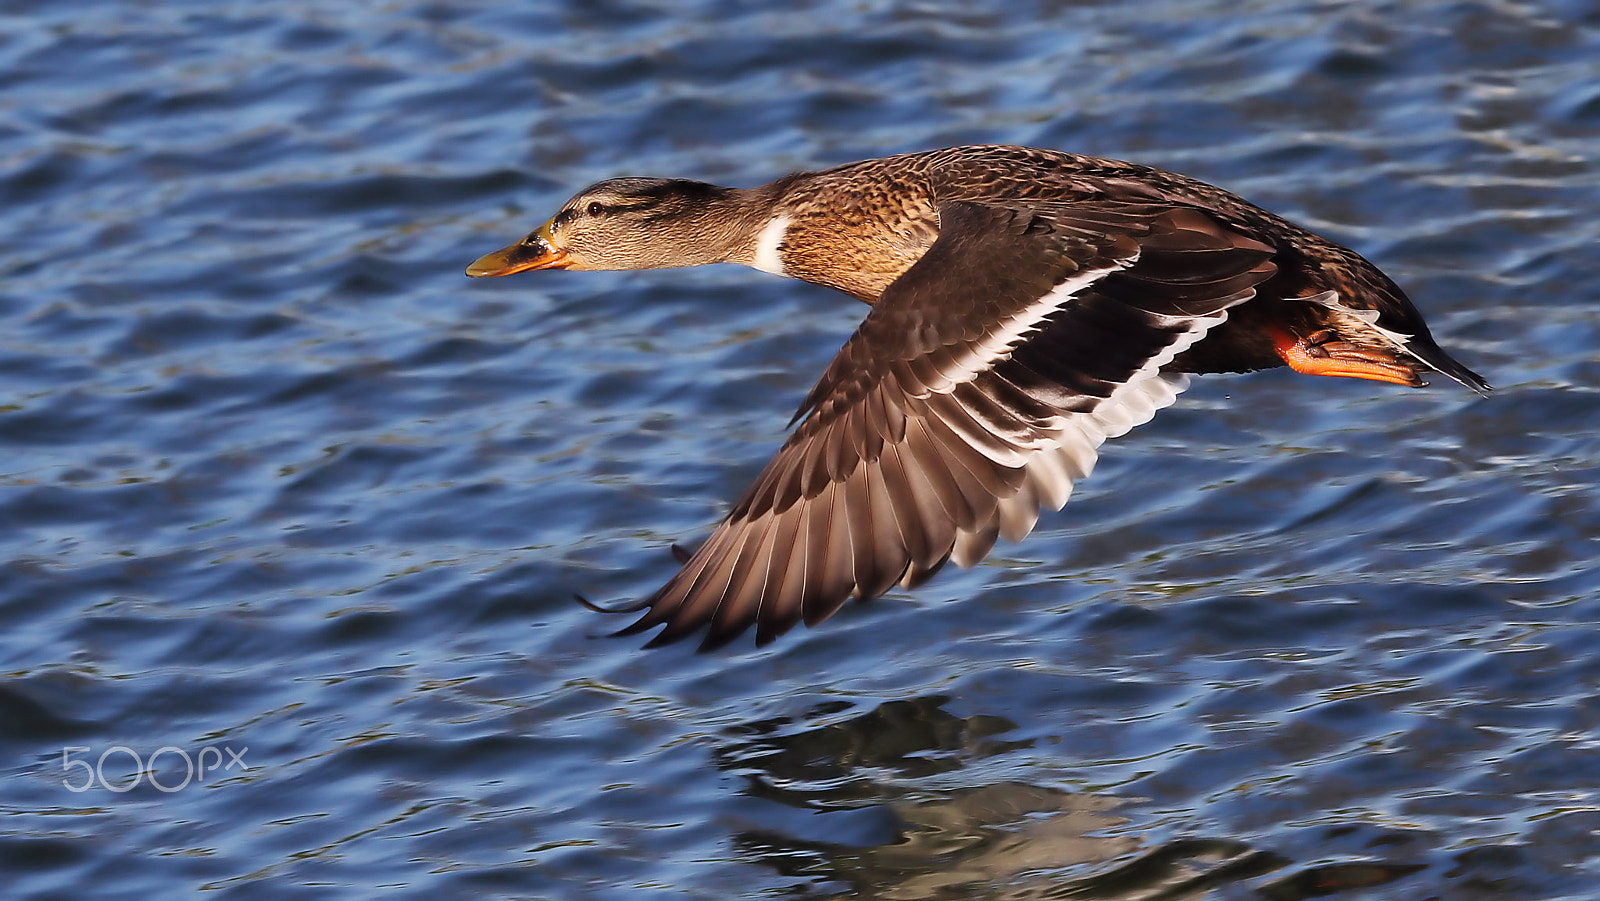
top-left (3, 1), bottom-right (1599, 898)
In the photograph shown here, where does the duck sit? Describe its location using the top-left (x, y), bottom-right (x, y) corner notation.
top-left (466, 144), bottom-right (1489, 651)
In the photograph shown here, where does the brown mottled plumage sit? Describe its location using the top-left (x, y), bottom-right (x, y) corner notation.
top-left (467, 145), bottom-right (1488, 651)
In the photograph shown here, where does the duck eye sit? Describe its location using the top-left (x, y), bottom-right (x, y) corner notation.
top-left (586, 201), bottom-right (605, 216)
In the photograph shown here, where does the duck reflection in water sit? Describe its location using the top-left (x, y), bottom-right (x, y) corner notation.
top-left (709, 696), bottom-right (1425, 899)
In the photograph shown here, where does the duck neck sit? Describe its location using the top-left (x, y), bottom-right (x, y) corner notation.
top-left (625, 186), bottom-right (780, 270)
top-left (707, 185), bottom-right (789, 270)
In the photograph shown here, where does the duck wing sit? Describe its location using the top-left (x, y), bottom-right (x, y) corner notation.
top-left (614, 200), bottom-right (1277, 650)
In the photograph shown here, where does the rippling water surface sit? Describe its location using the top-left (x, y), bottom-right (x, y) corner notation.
top-left (4, 1), bottom-right (1599, 898)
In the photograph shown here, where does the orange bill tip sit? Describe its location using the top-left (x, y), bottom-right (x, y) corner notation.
top-left (466, 226), bottom-right (571, 277)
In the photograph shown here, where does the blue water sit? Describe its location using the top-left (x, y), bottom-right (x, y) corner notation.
top-left (4, 1), bottom-right (1599, 898)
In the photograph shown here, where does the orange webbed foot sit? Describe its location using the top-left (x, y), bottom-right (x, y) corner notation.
top-left (1270, 326), bottom-right (1425, 387)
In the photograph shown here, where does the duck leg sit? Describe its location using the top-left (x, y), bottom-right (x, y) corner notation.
top-left (1269, 325), bottom-right (1425, 387)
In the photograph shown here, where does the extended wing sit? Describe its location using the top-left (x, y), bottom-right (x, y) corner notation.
top-left (615, 200), bottom-right (1277, 650)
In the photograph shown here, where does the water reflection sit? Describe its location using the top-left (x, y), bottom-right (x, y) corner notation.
top-left (716, 696), bottom-right (1023, 805)
top-left (704, 696), bottom-right (1437, 899)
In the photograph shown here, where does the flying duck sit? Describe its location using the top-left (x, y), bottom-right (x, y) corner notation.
top-left (467, 144), bottom-right (1489, 651)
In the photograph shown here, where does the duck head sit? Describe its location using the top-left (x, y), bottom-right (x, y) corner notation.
top-left (466, 177), bottom-right (752, 276)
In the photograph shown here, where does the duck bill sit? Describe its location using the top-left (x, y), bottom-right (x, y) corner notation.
top-left (466, 224), bottom-right (571, 277)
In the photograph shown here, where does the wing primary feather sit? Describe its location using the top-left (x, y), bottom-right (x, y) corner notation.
top-left (700, 512), bottom-right (785, 650)
top-left (748, 502), bottom-right (808, 648)
top-left (952, 520), bottom-right (1000, 569)
top-left (899, 412), bottom-right (978, 533)
top-left (858, 450), bottom-right (913, 600)
top-left (890, 419), bottom-right (959, 560)
top-left (646, 522), bottom-right (760, 648)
